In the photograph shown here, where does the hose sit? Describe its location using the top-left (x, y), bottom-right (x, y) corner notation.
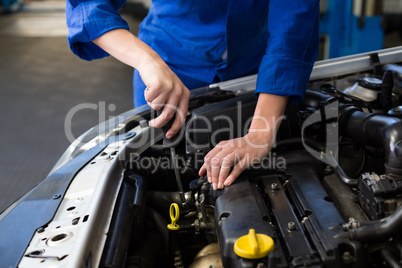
top-left (146, 207), bottom-right (169, 250)
top-left (339, 108), bottom-right (402, 176)
top-left (380, 248), bottom-right (402, 268)
top-left (335, 205), bottom-right (402, 243)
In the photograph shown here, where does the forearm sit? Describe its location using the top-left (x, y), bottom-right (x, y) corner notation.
top-left (248, 93), bottom-right (288, 147)
top-left (92, 28), bottom-right (167, 72)
top-left (94, 28), bottom-right (190, 137)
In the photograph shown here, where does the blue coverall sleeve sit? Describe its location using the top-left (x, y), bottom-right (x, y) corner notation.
top-left (255, 0), bottom-right (320, 102)
top-left (66, 0), bottom-right (129, 60)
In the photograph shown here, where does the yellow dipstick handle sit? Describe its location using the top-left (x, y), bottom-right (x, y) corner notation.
top-left (248, 229), bottom-right (259, 254)
top-left (167, 203), bottom-right (180, 230)
top-left (234, 229), bottom-right (275, 259)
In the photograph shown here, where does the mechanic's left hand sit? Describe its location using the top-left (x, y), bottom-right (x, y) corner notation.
top-left (198, 93), bottom-right (288, 190)
top-left (198, 131), bottom-right (273, 190)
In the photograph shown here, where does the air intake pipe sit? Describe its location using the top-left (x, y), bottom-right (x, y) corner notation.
top-left (339, 106), bottom-right (402, 176)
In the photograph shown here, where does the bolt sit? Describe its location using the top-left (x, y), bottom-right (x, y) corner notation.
top-left (193, 219), bottom-right (200, 232)
top-left (52, 194), bottom-right (61, 200)
top-left (342, 251), bottom-right (353, 262)
top-left (271, 183), bottom-right (278, 190)
top-left (72, 217), bottom-right (80, 225)
top-left (37, 227), bottom-right (45, 233)
top-left (139, 120), bottom-right (148, 128)
top-left (288, 221), bottom-right (296, 231)
top-left (201, 182), bottom-right (210, 191)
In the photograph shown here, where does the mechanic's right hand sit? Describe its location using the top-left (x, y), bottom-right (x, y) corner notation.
top-left (140, 60), bottom-right (190, 139)
top-left (93, 29), bottom-right (189, 139)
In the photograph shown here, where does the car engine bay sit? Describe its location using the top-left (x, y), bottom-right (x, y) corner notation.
top-left (2, 47), bottom-right (402, 267)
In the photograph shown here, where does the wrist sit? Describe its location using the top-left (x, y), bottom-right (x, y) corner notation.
top-left (135, 50), bottom-right (169, 76)
top-left (247, 93), bottom-right (288, 147)
top-left (246, 127), bottom-right (276, 149)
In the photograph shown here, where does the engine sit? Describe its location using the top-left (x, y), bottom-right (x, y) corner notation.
top-left (117, 62), bottom-right (402, 267)
top-left (4, 49), bottom-right (402, 268)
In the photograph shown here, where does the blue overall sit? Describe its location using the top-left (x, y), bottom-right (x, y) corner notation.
top-left (66, 0), bottom-right (320, 107)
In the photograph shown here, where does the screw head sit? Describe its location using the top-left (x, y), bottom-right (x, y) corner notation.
top-left (342, 251), bottom-right (353, 262)
top-left (325, 165), bottom-right (332, 172)
top-left (72, 218), bottom-right (79, 225)
top-left (288, 221), bottom-right (296, 231)
top-left (271, 183), bottom-right (278, 190)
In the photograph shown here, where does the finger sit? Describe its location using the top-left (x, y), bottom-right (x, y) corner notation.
top-left (201, 156), bottom-right (211, 183)
top-left (199, 164), bottom-right (207, 177)
top-left (210, 155), bottom-right (222, 190)
top-left (199, 164), bottom-right (213, 183)
top-left (147, 92), bottom-right (168, 111)
top-left (166, 93), bottom-right (188, 139)
top-left (147, 91), bottom-right (169, 127)
top-left (223, 157), bottom-right (248, 186)
top-left (203, 140), bottom-right (228, 187)
top-left (203, 145), bottom-right (223, 185)
top-left (152, 104), bottom-right (178, 129)
top-left (205, 158), bottom-right (212, 184)
top-left (210, 147), bottom-right (232, 188)
top-left (217, 152), bottom-right (237, 188)
top-left (144, 86), bottom-right (155, 104)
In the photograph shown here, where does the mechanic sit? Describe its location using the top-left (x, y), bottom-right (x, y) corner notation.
top-left (66, 0), bottom-right (319, 190)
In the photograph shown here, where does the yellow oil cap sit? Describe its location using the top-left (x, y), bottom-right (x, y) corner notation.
top-left (167, 203), bottom-right (180, 231)
top-left (234, 229), bottom-right (274, 259)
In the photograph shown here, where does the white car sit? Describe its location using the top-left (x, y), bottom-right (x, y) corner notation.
top-left (2, 46), bottom-right (402, 267)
